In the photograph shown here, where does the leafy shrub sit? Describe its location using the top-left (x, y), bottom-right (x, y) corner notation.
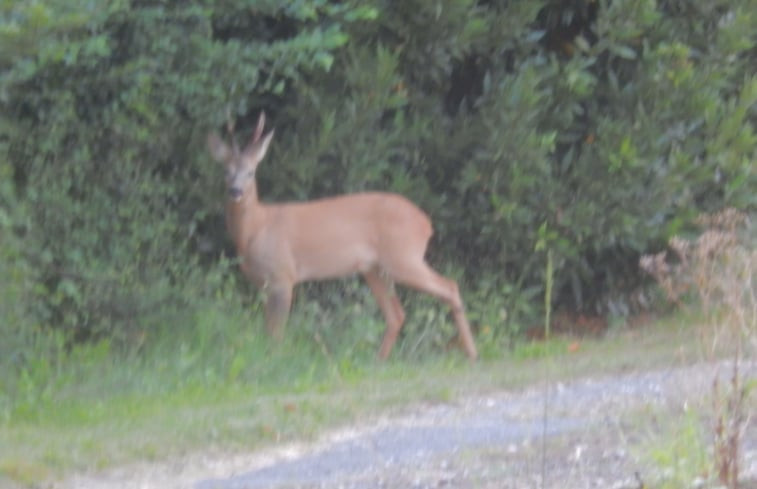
top-left (0, 0), bottom-right (754, 357)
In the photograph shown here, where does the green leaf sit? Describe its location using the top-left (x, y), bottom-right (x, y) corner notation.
top-left (610, 44), bottom-right (636, 59)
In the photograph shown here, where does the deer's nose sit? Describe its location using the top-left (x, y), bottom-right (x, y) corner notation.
top-left (229, 187), bottom-right (243, 200)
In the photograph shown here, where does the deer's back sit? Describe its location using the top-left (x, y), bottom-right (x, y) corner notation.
top-left (262, 192), bottom-right (433, 281)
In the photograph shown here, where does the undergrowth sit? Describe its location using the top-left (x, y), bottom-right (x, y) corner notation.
top-left (0, 258), bottom-right (518, 485)
top-left (640, 209), bottom-right (756, 488)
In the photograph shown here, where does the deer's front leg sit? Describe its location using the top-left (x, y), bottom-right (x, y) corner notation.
top-left (264, 283), bottom-right (293, 340)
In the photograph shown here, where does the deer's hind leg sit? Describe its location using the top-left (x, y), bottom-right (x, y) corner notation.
top-left (363, 267), bottom-right (406, 360)
top-left (386, 259), bottom-right (478, 361)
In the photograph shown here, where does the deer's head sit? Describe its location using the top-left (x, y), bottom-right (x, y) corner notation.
top-left (207, 112), bottom-right (274, 201)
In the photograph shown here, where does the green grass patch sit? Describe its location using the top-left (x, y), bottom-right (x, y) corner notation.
top-left (643, 409), bottom-right (711, 489)
top-left (0, 309), bottom-right (707, 487)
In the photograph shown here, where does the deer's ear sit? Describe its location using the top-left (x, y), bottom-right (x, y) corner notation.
top-left (207, 133), bottom-right (231, 163)
top-left (243, 129), bottom-right (275, 166)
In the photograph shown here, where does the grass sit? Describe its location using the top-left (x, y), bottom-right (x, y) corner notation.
top-left (3, 211), bottom-right (749, 489)
top-left (642, 408), bottom-right (712, 489)
top-left (0, 310), bottom-right (711, 487)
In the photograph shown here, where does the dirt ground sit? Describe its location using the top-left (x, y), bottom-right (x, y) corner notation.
top-left (56, 360), bottom-right (756, 489)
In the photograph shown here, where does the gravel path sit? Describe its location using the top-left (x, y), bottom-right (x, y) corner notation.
top-left (60, 361), bottom-right (757, 489)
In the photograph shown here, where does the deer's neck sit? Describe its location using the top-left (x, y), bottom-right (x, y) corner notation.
top-left (225, 186), bottom-right (266, 256)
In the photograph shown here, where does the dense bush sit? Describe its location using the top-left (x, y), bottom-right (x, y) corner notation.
top-left (1, 0), bottom-right (755, 360)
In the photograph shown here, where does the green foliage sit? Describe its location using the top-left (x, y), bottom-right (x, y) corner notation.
top-left (3, 2), bottom-right (755, 484)
top-left (0, 0), bottom-right (375, 343)
top-left (645, 409), bottom-right (710, 489)
top-left (0, 0), bottom-right (755, 408)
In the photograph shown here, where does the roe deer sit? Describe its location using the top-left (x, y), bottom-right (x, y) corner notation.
top-left (207, 112), bottom-right (477, 360)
